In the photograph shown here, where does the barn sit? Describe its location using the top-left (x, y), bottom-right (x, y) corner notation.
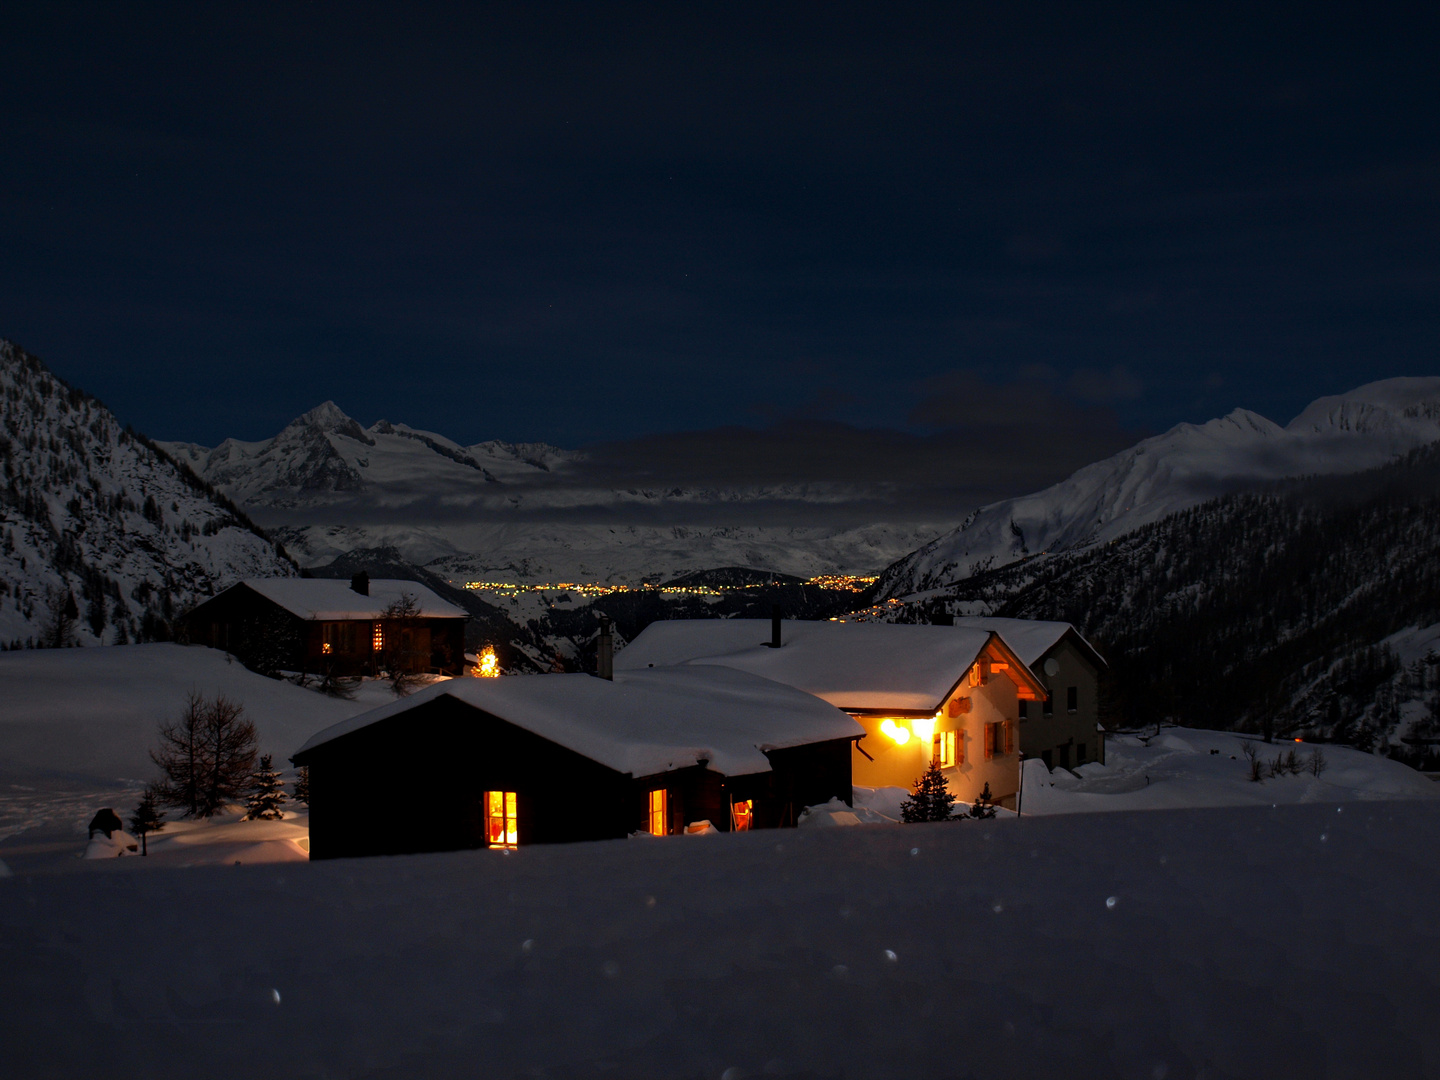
top-left (614, 617), bottom-right (1050, 809)
top-left (291, 665), bottom-right (863, 859)
top-left (182, 573), bottom-right (468, 677)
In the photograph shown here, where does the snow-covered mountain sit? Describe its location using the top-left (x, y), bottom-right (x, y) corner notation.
top-left (878, 377), bottom-right (1440, 597)
top-left (0, 341), bottom-right (296, 646)
top-left (164, 404), bottom-right (958, 581)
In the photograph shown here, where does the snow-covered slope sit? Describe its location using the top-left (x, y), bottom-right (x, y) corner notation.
top-left (165, 403), bottom-right (956, 580)
top-left (0, 643), bottom-right (374, 789)
top-left (0, 341), bottom-right (296, 645)
top-left (4, 803), bottom-right (1439, 1077)
top-left (880, 377), bottom-right (1440, 596)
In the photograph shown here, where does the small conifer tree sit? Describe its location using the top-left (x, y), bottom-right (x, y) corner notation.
top-left (243, 754), bottom-right (288, 821)
top-left (292, 765), bottom-right (310, 807)
top-left (970, 781), bottom-right (998, 819)
top-left (129, 783), bottom-right (167, 855)
top-left (901, 761), bottom-right (956, 823)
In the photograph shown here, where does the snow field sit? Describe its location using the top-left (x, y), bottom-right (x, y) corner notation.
top-left (2, 802), bottom-right (1437, 1079)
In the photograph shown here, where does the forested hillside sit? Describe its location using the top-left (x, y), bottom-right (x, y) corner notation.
top-left (928, 445), bottom-right (1440, 762)
top-left (0, 341), bottom-right (297, 646)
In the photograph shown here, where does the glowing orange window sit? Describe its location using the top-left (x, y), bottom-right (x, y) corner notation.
top-left (731, 799), bottom-right (753, 831)
top-left (934, 730), bottom-right (957, 768)
top-left (648, 789), bottom-right (668, 836)
top-left (486, 791), bottom-right (517, 849)
top-left (372, 622), bottom-right (384, 651)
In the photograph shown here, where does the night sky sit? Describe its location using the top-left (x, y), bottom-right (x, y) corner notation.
top-left (3, 3), bottom-right (1437, 498)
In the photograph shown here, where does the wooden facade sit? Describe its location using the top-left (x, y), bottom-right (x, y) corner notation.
top-left (292, 693), bottom-right (855, 859)
top-left (182, 580), bottom-right (467, 677)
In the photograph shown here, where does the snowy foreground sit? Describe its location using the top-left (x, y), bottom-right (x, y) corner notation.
top-left (3, 802), bottom-right (1439, 1079)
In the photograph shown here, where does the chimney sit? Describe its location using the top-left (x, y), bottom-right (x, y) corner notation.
top-left (770, 606), bottom-right (783, 648)
top-left (597, 614), bottom-right (614, 680)
top-left (350, 571), bottom-right (370, 596)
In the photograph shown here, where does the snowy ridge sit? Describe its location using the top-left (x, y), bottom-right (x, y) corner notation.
top-left (163, 400), bottom-right (955, 580)
top-left (879, 377), bottom-right (1440, 597)
top-left (0, 341), bottom-right (296, 645)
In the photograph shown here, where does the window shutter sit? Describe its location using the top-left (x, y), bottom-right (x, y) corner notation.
top-left (1004, 721), bottom-right (1015, 755)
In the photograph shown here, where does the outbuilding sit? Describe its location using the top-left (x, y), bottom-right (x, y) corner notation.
top-left (291, 665), bottom-right (863, 859)
top-left (614, 618), bottom-right (1049, 809)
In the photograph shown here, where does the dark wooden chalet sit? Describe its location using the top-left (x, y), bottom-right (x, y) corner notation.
top-left (290, 665), bottom-right (863, 859)
top-left (182, 573), bottom-right (468, 676)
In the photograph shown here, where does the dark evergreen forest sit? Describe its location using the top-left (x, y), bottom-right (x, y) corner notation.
top-left (926, 444), bottom-right (1440, 761)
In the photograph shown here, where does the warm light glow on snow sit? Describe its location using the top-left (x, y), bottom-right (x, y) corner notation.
top-left (880, 719), bottom-right (911, 745)
top-left (472, 645), bottom-right (500, 678)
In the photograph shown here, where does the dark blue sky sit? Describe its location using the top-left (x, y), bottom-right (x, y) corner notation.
top-left (3, 2), bottom-right (1437, 464)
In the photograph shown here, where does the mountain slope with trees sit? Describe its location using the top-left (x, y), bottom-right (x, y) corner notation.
top-left (0, 340), bottom-right (296, 646)
top-left (926, 444), bottom-right (1440, 762)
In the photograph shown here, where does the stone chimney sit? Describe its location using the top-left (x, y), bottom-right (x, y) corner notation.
top-left (770, 606), bottom-right (783, 648)
top-left (350, 571), bottom-right (370, 596)
top-left (597, 614), bottom-right (614, 680)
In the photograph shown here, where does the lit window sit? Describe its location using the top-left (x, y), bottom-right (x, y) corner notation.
top-left (648, 789), bottom-right (668, 836)
top-left (731, 798), bottom-right (753, 831)
top-left (321, 641), bottom-right (333, 655)
top-left (372, 622), bottom-right (384, 651)
top-left (934, 729), bottom-right (957, 768)
top-left (486, 791), bottom-right (517, 849)
top-left (968, 662), bottom-right (981, 687)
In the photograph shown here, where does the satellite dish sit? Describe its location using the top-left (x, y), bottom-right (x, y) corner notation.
top-left (1043, 657), bottom-right (1060, 677)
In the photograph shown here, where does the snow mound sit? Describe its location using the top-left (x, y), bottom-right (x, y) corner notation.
top-left (1019, 727), bottom-right (1438, 814)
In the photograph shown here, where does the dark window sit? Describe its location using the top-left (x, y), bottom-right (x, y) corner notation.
top-left (1059, 743), bottom-right (1070, 769)
top-left (1018, 700), bottom-right (1028, 719)
top-left (1043, 694), bottom-right (1053, 718)
top-left (1067, 686), bottom-right (1078, 713)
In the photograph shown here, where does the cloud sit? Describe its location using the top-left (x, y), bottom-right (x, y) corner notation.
top-left (1068, 366), bottom-right (1143, 403)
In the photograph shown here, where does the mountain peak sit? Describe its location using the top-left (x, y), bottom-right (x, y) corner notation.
top-left (286, 401), bottom-right (375, 445)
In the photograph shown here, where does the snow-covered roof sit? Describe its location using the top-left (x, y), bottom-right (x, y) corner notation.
top-left (614, 619), bottom-right (1008, 713)
top-left (950, 617), bottom-right (1105, 670)
top-left (236, 578), bottom-right (468, 621)
top-left (294, 666), bottom-right (862, 778)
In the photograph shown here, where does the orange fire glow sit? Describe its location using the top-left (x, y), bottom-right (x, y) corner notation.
top-left (472, 645), bottom-right (500, 678)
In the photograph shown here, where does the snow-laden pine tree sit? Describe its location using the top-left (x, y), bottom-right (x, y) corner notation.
top-left (244, 754), bottom-right (288, 821)
top-left (901, 762), bottom-right (956, 823)
top-left (292, 765), bottom-right (310, 806)
top-left (129, 783), bottom-right (167, 855)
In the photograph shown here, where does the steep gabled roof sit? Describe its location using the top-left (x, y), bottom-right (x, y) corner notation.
top-left (950, 617), bottom-right (1105, 672)
top-left (227, 578), bottom-right (468, 621)
top-left (614, 619), bottom-right (1045, 714)
top-left (293, 666), bottom-right (862, 778)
